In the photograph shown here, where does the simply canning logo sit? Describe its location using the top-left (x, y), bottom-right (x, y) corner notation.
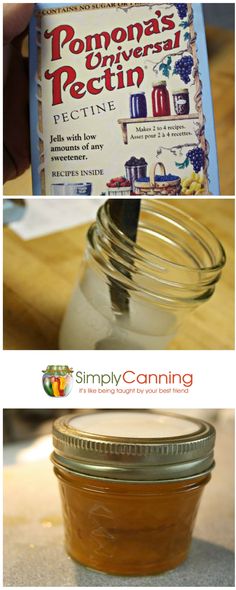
top-left (75, 369), bottom-right (193, 392)
top-left (42, 365), bottom-right (74, 397)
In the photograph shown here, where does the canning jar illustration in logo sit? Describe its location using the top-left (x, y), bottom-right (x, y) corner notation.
top-left (42, 365), bottom-right (73, 397)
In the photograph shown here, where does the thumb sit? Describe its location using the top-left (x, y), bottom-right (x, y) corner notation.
top-left (3, 3), bottom-right (34, 45)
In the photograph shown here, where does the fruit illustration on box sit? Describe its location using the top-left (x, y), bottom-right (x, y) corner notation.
top-left (42, 365), bottom-right (73, 397)
top-left (134, 162), bottom-right (181, 195)
top-left (174, 4), bottom-right (188, 19)
top-left (181, 172), bottom-right (206, 195)
top-left (106, 177), bottom-right (131, 196)
top-left (176, 147), bottom-right (206, 194)
top-left (125, 157), bottom-right (148, 192)
top-left (186, 148), bottom-right (205, 173)
top-left (173, 55), bottom-right (194, 84)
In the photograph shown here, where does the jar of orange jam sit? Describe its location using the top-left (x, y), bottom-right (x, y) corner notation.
top-left (52, 410), bottom-right (215, 576)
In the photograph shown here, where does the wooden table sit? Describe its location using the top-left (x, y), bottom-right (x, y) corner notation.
top-left (3, 199), bottom-right (234, 350)
top-left (3, 27), bottom-right (234, 197)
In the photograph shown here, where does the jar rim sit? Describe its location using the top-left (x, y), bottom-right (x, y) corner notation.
top-left (101, 199), bottom-right (226, 275)
top-left (52, 410), bottom-right (215, 481)
top-left (86, 199), bottom-right (226, 308)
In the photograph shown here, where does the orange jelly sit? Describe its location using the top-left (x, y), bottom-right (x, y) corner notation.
top-left (52, 410), bottom-right (215, 576)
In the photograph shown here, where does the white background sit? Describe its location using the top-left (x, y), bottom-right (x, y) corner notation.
top-left (2, 348), bottom-right (235, 409)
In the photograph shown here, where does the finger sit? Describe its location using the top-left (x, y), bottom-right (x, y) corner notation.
top-left (3, 3), bottom-right (34, 45)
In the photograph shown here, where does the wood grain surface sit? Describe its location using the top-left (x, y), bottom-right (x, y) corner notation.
top-left (3, 199), bottom-right (234, 350)
top-left (3, 27), bottom-right (235, 197)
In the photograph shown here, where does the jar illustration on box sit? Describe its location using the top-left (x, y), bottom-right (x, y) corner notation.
top-left (59, 200), bottom-right (225, 350)
top-left (152, 81), bottom-right (171, 117)
top-left (130, 91), bottom-right (147, 118)
top-left (42, 365), bottom-right (73, 397)
top-left (52, 410), bottom-right (216, 575)
top-left (173, 88), bottom-right (190, 116)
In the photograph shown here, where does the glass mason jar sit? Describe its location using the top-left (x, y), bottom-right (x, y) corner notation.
top-left (152, 81), bottom-right (171, 117)
top-left (59, 199), bottom-right (225, 350)
top-left (52, 410), bottom-right (215, 576)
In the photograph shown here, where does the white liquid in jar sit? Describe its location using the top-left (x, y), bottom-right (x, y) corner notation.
top-left (59, 268), bottom-right (177, 350)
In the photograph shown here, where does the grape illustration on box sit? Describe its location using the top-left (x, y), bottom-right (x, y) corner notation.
top-left (30, 3), bottom-right (219, 196)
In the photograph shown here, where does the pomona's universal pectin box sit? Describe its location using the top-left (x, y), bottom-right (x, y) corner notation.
top-left (29, 3), bottom-right (219, 196)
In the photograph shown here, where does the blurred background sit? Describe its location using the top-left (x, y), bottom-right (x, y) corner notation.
top-left (3, 4), bottom-right (235, 196)
top-left (203, 4), bottom-right (234, 29)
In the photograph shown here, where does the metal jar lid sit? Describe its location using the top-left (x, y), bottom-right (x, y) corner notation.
top-left (43, 365), bottom-right (73, 376)
top-left (52, 410), bottom-right (215, 482)
top-left (172, 88), bottom-right (189, 94)
top-left (152, 80), bottom-right (167, 87)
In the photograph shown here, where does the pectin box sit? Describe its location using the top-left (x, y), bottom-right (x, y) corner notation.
top-left (29, 3), bottom-right (219, 196)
